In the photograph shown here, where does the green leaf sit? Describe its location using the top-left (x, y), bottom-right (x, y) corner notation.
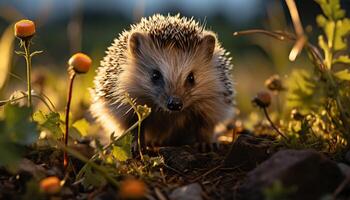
top-left (333, 55), bottom-right (350, 64)
top-left (334, 19), bottom-right (350, 51)
top-left (334, 69), bottom-right (350, 81)
top-left (316, 15), bottom-right (327, 27)
top-left (318, 35), bottom-right (331, 68)
top-left (33, 111), bottom-right (63, 139)
top-left (113, 133), bottom-right (132, 162)
top-left (0, 137), bottom-right (22, 166)
top-left (325, 21), bottom-right (335, 48)
top-left (72, 118), bottom-right (90, 137)
top-left (316, 0), bottom-right (350, 52)
top-left (315, 0), bottom-right (345, 20)
top-left (0, 104), bottom-right (39, 166)
top-left (4, 104), bottom-right (38, 145)
top-left (112, 146), bottom-right (130, 162)
top-left (286, 69), bottom-right (325, 112)
top-left (80, 165), bottom-right (107, 188)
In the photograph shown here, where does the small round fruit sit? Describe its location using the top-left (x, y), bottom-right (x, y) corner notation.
top-left (39, 176), bottom-right (61, 194)
top-left (14, 19), bottom-right (36, 39)
top-left (119, 179), bottom-right (146, 199)
top-left (68, 53), bottom-right (92, 74)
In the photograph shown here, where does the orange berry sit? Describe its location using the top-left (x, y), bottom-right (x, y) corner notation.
top-left (14, 19), bottom-right (36, 39)
top-left (252, 91), bottom-right (271, 108)
top-left (68, 53), bottom-right (92, 74)
top-left (39, 176), bottom-right (61, 194)
top-left (119, 179), bottom-right (146, 199)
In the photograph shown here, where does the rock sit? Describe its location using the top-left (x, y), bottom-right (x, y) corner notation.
top-left (169, 183), bottom-right (203, 200)
top-left (345, 150), bottom-right (350, 164)
top-left (93, 186), bottom-right (118, 200)
top-left (223, 134), bottom-right (272, 170)
top-left (238, 149), bottom-right (344, 200)
top-left (338, 162), bottom-right (350, 177)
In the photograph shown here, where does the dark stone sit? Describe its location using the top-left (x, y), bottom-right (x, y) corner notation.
top-left (93, 186), bottom-right (118, 200)
top-left (237, 149), bottom-right (344, 200)
top-left (169, 183), bottom-right (203, 200)
top-left (338, 162), bottom-right (350, 177)
top-left (345, 150), bottom-right (350, 164)
top-left (223, 134), bottom-right (272, 170)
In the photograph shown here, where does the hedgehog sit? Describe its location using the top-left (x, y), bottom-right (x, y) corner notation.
top-left (91, 14), bottom-right (235, 146)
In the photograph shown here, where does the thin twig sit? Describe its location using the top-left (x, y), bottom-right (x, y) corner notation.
top-left (191, 164), bottom-right (223, 183)
top-left (23, 40), bottom-right (32, 108)
top-left (40, 92), bottom-right (57, 111)
top-left (52, 138), bottom-right (119, 188)
top-left (163, 163), bottom-right (188, 178)
top-left (0, 92), bottom-right (55, 111)
top-left (234, 29), bottom-right (327, 70)
top-left (263, 107), bottom-right (288, 140)
top-left (285, 0), bottom-right (304, 36)
top-left (234, 29), bottom-right (294, 41)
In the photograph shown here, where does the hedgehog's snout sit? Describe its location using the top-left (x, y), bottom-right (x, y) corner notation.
top-left (166, 96), bottom-right (183, 111)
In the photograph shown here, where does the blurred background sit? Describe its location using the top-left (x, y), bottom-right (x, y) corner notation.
top-left (0, 0), bottom-right (349, 123)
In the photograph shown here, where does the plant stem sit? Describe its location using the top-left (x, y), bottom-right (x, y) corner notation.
top-left (137, 120), bottom-right (144, 159)
top-left (52, 139), bottom-right (119, 188)
top-left (285, 0), bottom-right (304, 37)
top-left (263, 107), bottom-right (288, 140)
top-left (275, 93), bottom-right (281, 114)
top-left (64, 71), bottom-right (76, 168)
top-left (136, 111), bottom-right (144, 160)
top-left (324, 21), bottom-right (350, 140)
top-left (23, 40), bottom-right (32, 107)
top-left (0, 92), bottom-right (54, 111)
top-left (125, 96), bottom-right (145, 160)
top-left (234, 29), bottom-right (327, 70)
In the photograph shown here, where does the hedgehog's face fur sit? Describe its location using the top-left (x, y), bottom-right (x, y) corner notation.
top-left (91, 14), bottom-right (234, 143)
top-left (117, 31), bottom-right (225, 115)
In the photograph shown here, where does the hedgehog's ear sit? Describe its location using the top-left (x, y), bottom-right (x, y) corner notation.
top-left (128, 32), bottom-right (149, 58)
top-left (199, 33), bottom-right (216, 61)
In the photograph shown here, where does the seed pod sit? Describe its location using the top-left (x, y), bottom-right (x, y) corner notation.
top-left (265, 74), bottom-right (285, 92)
top-left (14, 19), bottom-right (36, 39)
top-left (68, 53), bottom-right (92, 74)
top-left (252, 91), bottom-right (271, 108)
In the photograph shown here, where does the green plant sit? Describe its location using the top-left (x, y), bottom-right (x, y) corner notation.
top-left (14, 19), bottom-right (42, 108)
top-left (236, 0), bottom-right (350, 153)
top-left (75, 96), bottom-right (158, 189)
top-left (0, 18), bottom-right (157, 193)
top-left (63, 52), bottom-right (92, 168)
top-left (252, 91), bottom-right (288, 140)
top-left (0, 103), bottom-right (38, 165)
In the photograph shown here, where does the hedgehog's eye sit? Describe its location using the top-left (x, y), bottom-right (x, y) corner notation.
top-left (151, 70), bottom-right (162, 83)
top-left (186, 72), bottom-right (195, 85)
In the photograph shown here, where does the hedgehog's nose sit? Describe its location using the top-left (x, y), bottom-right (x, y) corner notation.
top-left (167, 96), bottom-right (183, 111)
